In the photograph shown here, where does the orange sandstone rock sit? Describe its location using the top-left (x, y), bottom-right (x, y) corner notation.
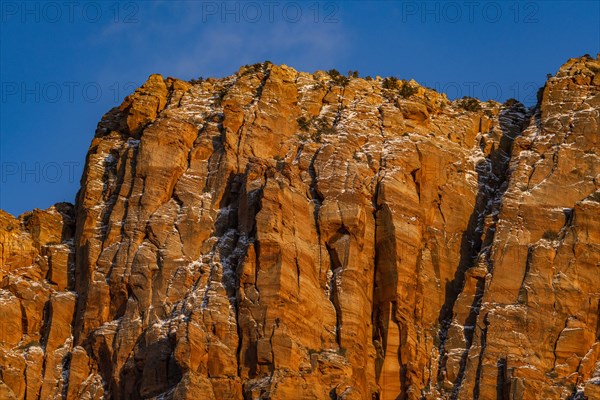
top-left (1, 56), bottom-right (598, 399)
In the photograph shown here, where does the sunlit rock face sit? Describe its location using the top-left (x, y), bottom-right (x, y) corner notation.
top-left (1, 55), bottom-right (598, 400)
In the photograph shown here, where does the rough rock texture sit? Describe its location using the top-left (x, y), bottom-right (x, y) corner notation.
top-left (0, 204), bottom-right (76, 399)
top-left (1, 55), bottom-right (599, 399)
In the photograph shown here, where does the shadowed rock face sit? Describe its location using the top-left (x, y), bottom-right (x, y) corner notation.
top-left (1, 55), bottom-right (599, 400)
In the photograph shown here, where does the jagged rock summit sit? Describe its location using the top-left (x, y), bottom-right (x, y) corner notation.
top-left (1, 55), bottom-right (599, 400)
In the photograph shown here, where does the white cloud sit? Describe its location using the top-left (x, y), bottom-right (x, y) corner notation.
top-left (92, 2), bottom-right (349, 80)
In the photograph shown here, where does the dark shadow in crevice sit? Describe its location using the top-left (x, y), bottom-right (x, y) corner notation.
top-left (436, 104), bottom-right (528, 396)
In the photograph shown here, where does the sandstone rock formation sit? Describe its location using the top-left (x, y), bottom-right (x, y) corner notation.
top-left (1, 55), bottom-right (598, 399)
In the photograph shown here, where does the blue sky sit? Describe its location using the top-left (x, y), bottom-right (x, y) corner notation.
top-left (1, 1), bottom-right (599, 216)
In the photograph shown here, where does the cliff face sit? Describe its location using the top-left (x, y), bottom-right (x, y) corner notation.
top-left (1, 56), bottom-right (599, 400)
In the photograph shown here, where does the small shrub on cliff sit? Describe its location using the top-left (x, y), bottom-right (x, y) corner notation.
top-left (189, 76), bottom-right (203, 85)
top-left (297, 116), bottom-right (310, 131)
top-left (587, 191), bottom-right (600, 202)
top-left (241, 63), bottom-right (264, 76)
top-left (312, 117), bottom-right (336, 142)
top-left (316, 117), bottom-right (336, 135)
top-left (347, 70), bottom-right (359, 78)
top-left (327, 69), bottom-right (341, 78)
top-left (547, 370), bottom-right (559, 379)
top-left (542, 230), bottom-right (559, 241)
top-left (457, 97), bottom-right (482, 112)
top-left (502, 98), bottom-right (520, 108)
top-left (382, 76), bottom-right (399, 90)
top-left (327, 69), bottom-right (349, 86)
top-left (338, 76), bottom-right (350, 86)
top-left (214, 88), bottom-right (227, 105)
top-left (399, 81), bottom-right (418, 98)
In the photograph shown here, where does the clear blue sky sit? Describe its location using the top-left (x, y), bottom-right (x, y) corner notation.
top-left (1, 1), bottom-right (599, 216)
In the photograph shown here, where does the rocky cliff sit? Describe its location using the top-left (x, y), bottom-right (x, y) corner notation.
top-left (1, 55), bottom-right (599, 400)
